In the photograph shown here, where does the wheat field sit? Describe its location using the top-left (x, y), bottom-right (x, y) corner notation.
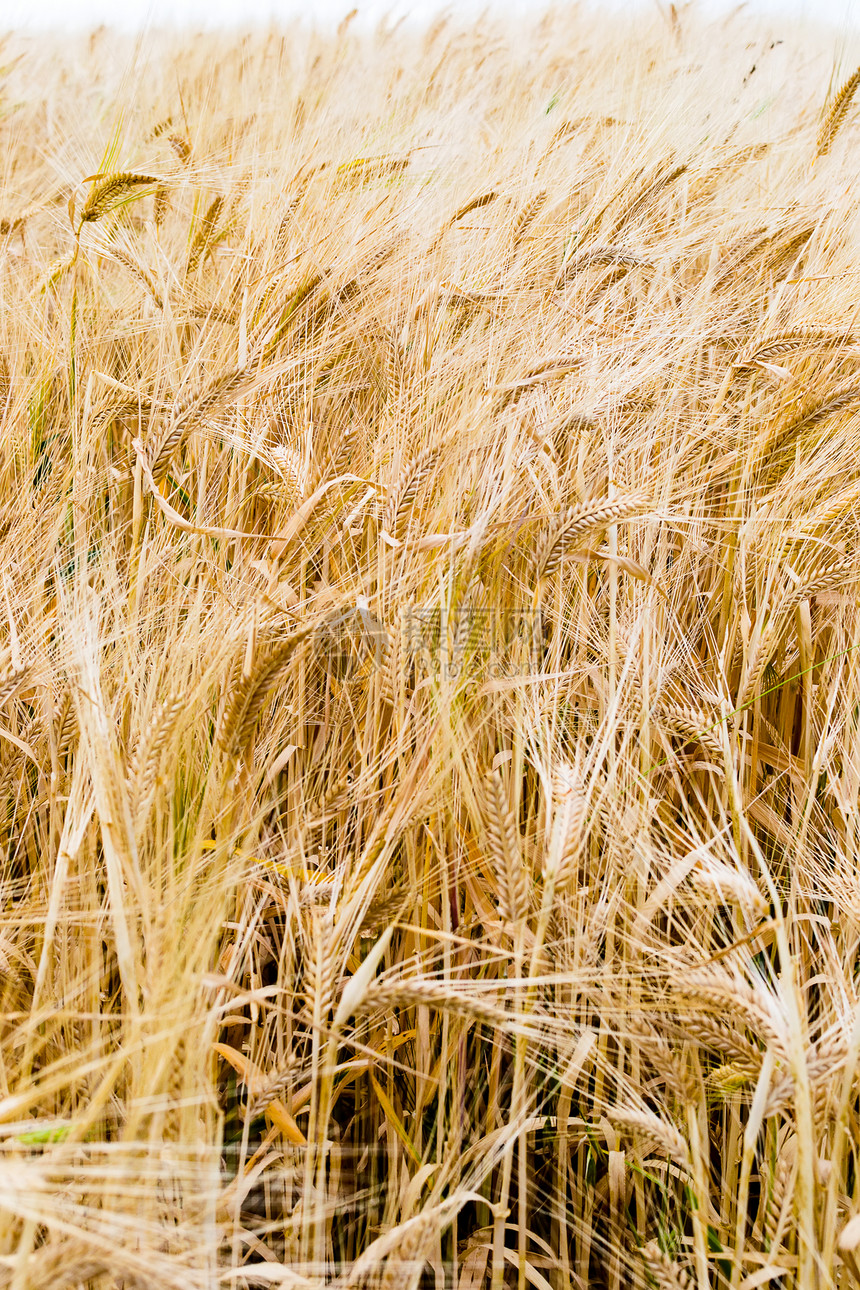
top-left (2, 6), bottom-right (860, 1287)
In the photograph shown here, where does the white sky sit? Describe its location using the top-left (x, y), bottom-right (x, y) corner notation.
top-left (4, 0), bottom-right (860, 31)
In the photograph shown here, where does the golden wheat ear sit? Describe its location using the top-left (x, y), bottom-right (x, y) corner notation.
top-left (484, 769), bottom-right (529, 928)
top-left (639, 1240), bottom-right (695, 1290)
top-left (107, 244), bottom-right (163, 309)
top-left (219, 622), bottom-right (316, 759)
top-left (446, 190), bottom-right (498, 226)
top-left (0, 664), bottom-right (31, 709)
top-left (532, 488), bottom-right (651, 585)
top-left (817, 64), bottom-right (860, 155)
top-left (546, 761), bottom-right (586, 889)
top-left (149, 366), bottom-right (248, 481)
top-left (511, 190), bottom-right (546, 250)
top-left (186, 195), bottom-right (225, 275)
top-left (381, 439), bottom-right (446, 540)
top-left (77, 172), bottom-right (162, 225)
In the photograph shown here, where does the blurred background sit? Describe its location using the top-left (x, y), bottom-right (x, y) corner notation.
top-left (6, 0), bottom-right (860, 32)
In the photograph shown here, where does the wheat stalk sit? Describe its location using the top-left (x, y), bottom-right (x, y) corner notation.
top-left (357, 977), bottom-right (507, 1028)
top-left (150, 367), bottom-right (249, 480)
top-left (781, 380), bottom-right (860, 436)
top-left (512, 190), bottom-right (546, 249)
top-left (607, 1106), bottom-right (690, 1169)
top-left (186, 194), bottom-right (225, 274)
top-left (77, 172), bottom-right (161, 225)
top-left (763, 1142), bottom-right (796, 1251)
top-left (153, 184), bottom-right (170, 227)
top-left (485, 769), bottom-right (529, 927)
top-left (54, 691), bottom-right (77, 759)
top-left (108, 244), bottom-right (163, 308)
top-left (790, 554), bottom-right (859, 604)
top-left (557, 245), bottom-right (652, 287)
top-left (639, 1241), bottom-right (694, 1290)
top-left (733, 325), bottom-right (857, 369)
top-left (679, 970), bottom-right (786, 1051)
top-left (546, 761), bottom-right (586, 888)
top-left (220, 622), bottom-right (317, 758)
top-left (656, 701), bottom-right (724, 759)
top-left (533, 489), bottom-right (650, 584)
top-left (817, 64), bottom-right (860, 155)
top-left (0, 665), bottom-right (30, 709)
top-left (128, 693), bottom-right (188, 820)
top-left (381, 440), bottom-right (444, 539)
top-left (678, 1013), bottom-right (765, 1075)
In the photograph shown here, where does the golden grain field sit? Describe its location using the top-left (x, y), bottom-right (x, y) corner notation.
top-left (2, 8), bottom-right (860, 1287)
